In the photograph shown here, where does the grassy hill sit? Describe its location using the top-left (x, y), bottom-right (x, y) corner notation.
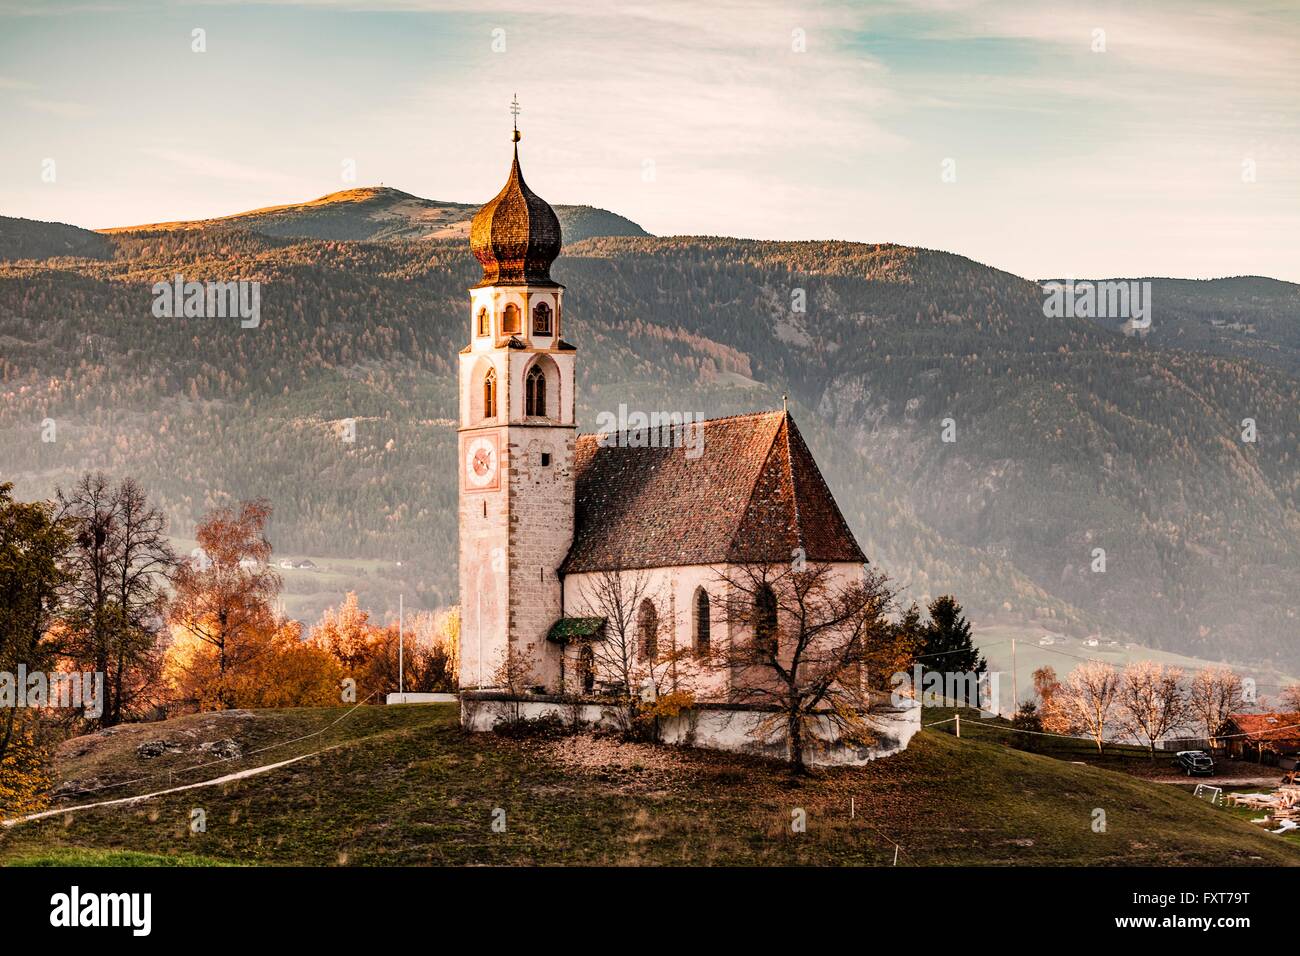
top-left (2, 704), bottom-right (1296, 866)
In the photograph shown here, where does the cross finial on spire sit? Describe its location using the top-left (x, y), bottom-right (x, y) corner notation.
top-left (782, 394), bottom-right (788, 413)
top-left (510, 93), bottom-right (521, 142)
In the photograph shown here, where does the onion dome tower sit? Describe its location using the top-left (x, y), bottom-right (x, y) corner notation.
top-left (457, 99), bottom-right (576, 694)
top-left (469, 126), bottom-right (563, 287)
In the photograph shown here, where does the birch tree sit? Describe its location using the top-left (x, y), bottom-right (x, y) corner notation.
top-left (1186, 665), bottom-right (1244, 744)
top-left (1117, 661), bottom-right (1188, 760)
top-left (1059, 661), bottom-right (1120, 754)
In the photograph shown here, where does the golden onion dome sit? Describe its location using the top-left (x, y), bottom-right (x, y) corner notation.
top-left (469, 139), bottom-right (562, 286)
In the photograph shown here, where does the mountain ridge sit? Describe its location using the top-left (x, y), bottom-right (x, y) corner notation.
top-left (92, 185), bottom-right (650, 245)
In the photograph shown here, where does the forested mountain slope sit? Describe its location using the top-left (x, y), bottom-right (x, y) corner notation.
top-left (1, 225), bottom-right (1296, 667)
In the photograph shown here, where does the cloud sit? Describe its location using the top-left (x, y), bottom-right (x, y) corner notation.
top-left (22, 96), bottom-right (93, 118)
top-left (918, 0), bottom-right (1300, 86)
top-left (138, 147), bottom-right (304, 188)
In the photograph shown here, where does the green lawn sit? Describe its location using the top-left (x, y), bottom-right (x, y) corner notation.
top-left (923, 705), bottom-right (1165, 770)
top-left (3, 703), bottom-right (1297, 867)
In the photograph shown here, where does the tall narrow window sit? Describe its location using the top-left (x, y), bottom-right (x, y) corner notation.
top-left (638, 598), bottom-right (658, 662)
top-left (533, 301), bottom-right (552, 335)
top-left (482, 367), bottom-right (497, 420)
top-left (694, 588), bottom-right (711, 655)
top-left (754, 585), bottom-right (777, 656)
top-left (502, 303), bottom-right (521, 335)
top-left (476, 307), bottom-right (490, 337)
top-left (579, 644), bottom-right (595, 694)
top-left (525, 365), bottom-right (547, 417)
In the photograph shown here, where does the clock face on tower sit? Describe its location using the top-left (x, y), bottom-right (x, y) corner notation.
top-left (463, 434), bottom-right (500, 491)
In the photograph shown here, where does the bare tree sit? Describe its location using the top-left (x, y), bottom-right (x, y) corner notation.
top-left (56, 474), bottom-right (177, 726)
top-left (1280, 684), bottom-right (1300, 712)
top-left (1058, 661), bottom-right (1120, 754)
top-left (1117, 661), bottom-right (1189, 760)
top-left (575, 569), bottom-right (685, 739)
top-left (105, 478), bottom-right (176, 722)
top-left (713, 561), bottom-right (901, 776)
top-left (490, 642), bottom-right (538, 725)
top-left (1187, 665), bottom-right (1244, 745)
top-left (55, 473), bottom-right (116, 708)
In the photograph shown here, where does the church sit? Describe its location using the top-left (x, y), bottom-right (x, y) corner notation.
top-left (455, 125), bottom-right (919, 764)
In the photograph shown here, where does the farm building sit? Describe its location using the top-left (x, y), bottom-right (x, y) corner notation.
top-left (1216, 713), bottom-right (1300, 765)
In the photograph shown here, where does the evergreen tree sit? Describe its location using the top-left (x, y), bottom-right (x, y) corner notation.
top-left (920, 595), bottom-right (984, 676)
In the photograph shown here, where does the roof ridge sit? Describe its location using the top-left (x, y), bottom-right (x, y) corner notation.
top-left (781, 412), bottom-right (806, 555)
top-left (576, 408), bottom-right (783, 443)
top-left (696, 409), bottom-right (784, 425)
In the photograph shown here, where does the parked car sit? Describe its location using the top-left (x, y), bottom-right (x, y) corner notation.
top-left (1172, 750), bottom-right (1215, 776)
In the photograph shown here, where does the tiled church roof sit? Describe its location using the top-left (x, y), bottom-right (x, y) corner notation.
top-left (560, 410), bottom-right (867, 574)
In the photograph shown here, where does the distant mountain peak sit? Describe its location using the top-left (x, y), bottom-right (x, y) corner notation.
top-left (99, 185), bottom-right (648, 245)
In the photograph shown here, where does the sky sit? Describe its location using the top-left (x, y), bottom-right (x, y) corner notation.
top-left (1, 0), bottom-right (1298, 282)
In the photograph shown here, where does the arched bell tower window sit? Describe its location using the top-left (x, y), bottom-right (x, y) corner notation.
top-left (533, 301), bottom-right (552, 335)
top-left (502, 303), bottom-right (521, 335)
top-left (525, 365), bottom-right (547, 418)
top-left (476, 307), bottom-right (490, 337)
top-left (482, 367), bottom-right (497, 420)
top-left (638, 598), bottom-right (658, 662)
top-left (693, 587), bottom-right (711, 655)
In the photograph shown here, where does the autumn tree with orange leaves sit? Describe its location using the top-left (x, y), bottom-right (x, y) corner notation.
top-left (166, 500), bottom-right (281, 710)
top-left (306, 594), bottom-right (460, 704)
top-left (166, 615), bottom-right (343, 710)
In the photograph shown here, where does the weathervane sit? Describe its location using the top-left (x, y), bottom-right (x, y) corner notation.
top-left (511, 93), bottom-right (521, 142)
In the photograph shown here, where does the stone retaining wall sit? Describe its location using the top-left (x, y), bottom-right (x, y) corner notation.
top-left (460, 692), bottom-right (920, 766)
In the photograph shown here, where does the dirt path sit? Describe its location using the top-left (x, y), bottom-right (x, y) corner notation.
top-left (1, 746), bottom-right (337, 829)
top-left (1148, 775), bottom-right (1282, 786)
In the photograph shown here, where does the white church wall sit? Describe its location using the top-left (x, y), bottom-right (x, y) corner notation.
top-left (561, 564), bottom-right (730, 700)
top-left (461, 352), bottom-right (505, 427)
top-left (560, 560), bottom-right (871, 702)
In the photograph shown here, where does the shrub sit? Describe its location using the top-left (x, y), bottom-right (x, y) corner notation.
top-left (492, 712), bottom-right (568, 740)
